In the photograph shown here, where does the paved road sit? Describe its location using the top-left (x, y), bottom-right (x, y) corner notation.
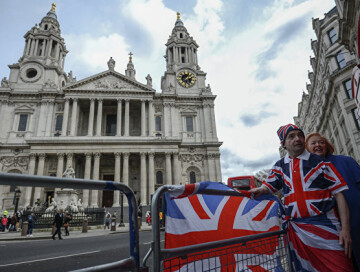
top-left (0, 231), bottom-right (160, 271)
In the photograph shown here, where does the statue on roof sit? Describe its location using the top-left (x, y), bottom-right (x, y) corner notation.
top-left (107, 57), bottom-right (115, 71)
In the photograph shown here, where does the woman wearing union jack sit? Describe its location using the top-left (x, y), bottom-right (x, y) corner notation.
top-left (251, 124), bottom-right (353, 272)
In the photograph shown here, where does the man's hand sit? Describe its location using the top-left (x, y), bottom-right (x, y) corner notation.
top-left (339, 227), bottom-right (352, 258)
top-left (249, 186), bottom-right (269, 198)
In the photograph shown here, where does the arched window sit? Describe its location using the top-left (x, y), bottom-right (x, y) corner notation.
top-left (155, 116), bottom-right (162, 131)
top-left (44, 24), bottom-right (48, 30)
top-left (156, 171), bottom-right (163, 184)
top-left (190, 171), bottom-right (196, 184)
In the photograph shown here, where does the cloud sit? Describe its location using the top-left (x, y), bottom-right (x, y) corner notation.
top-left (220, 147), bottom-right (279, 180)
top-left (255, 15), bottom-right (309, 81)
top-left (239, 110), bottom-right (276, 127)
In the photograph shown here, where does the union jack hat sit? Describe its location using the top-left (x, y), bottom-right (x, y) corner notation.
top-left (277, 124), bottom-right (304, 146)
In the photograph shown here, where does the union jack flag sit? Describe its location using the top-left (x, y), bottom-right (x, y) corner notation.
top-left (164, 181), bottom-right (285, 271)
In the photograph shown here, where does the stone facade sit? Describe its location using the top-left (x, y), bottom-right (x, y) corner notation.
top-left (0, 7), bottom-right (222, 210)
top-left (294, 4), bottom-right (360, 163)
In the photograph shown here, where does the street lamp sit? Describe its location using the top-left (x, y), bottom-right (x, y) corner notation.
top-left (13, 188), bottom-right (21, 215)
top-left (118, 192), bottom-right (125, 227)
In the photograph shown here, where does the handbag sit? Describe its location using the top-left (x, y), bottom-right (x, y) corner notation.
top-left (64, 223), bottom-right (69, 228)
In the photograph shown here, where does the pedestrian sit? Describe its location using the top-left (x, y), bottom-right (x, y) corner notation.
top-left (306, 132), bottom-right (360, 270)
top-left (146, 211), bottom-right (151, 225)
top-left (104, 212), bottom-right (111, 230)
top-left (137, 207), bottom-right (142, 227)
top-left (27, 211), bottom-right (36, 237)
top-left (250, 124), bottom-right (353, 271)
top-left (0, 216), bottom-right (7, 232)
top-left (52, 209), bottom-right (64, 240)
top-left (9, 213), bottom-right (16, 231)
top-left (63, 210), bottom-right (72, 236)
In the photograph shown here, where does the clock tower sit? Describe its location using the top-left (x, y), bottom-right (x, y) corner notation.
top-left (161, 12), bottom-right (207, 95)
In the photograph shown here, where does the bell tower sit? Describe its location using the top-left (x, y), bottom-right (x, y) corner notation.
top-left (161, 12), bottom-right (207, 94)
top-left (7, 3), bottom-right (68, 90)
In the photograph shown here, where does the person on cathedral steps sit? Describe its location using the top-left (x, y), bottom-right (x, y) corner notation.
top-left (52, 209), bottom-right (64, 240)
top-left (306, 132), bottom-right (360, 271)
top-left (250, 124), bottom-right (353, 271)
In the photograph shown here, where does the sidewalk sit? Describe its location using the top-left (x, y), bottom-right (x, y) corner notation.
top-left (0, 223), bottom-right (152, 241)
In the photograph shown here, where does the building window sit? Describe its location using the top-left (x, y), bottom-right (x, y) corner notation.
top-left (155, 116), bottom-right (162, 131)
top-left (18, 114), bottom-right (28, 131)
top-left (55, 115), bottom-right (63, 131)
top-left (344, 79), bottom-right (352, 99)
top-left (186, 116), bottom-right (194, 132)
top-left (106, 114), bottom-right (116, 136)
top-left (189, 171), bottom-right (196, 184)
top-left (328, 28), bottom-right (337, 44)
top-left (156, 171), bottom-right (163, 184)
top-left (353, 108), bottom-right (360, 129)
top-left (336, 52), bottom-right (346, 69)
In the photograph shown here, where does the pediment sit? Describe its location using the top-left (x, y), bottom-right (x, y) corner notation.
top-left (64, 70), bottom-right (154, 92)
top-left (180, 107), bottom-right (198, 114)
top-left (15, 104), bottom-right (35, 113)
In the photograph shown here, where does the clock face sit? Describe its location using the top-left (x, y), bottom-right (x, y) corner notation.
top-left (177, 70), bottom-right (196, 88)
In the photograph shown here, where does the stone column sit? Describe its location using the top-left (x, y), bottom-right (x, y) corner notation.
top-left (203, 104), bottom-right (211, 142)
top-left (70, 98), bottom-right (78, 136)
top-left (116, 99), bottom-right (122, 136)
top-left (122, 152), bottom-right (129, 186)
top-left (83, 152), bottom-right (92, 207)
top-left (124, 99), bottom-right (130, 136)
top-left (148, 152), bottom-right (155, 199)
top-left (96, 99), bottom-right (103, 136)
top-left (25, 39), bottom-right (31, 56)
top-left (33, 153), bottom-right (46, 202)
top-left (171, 104), bottom-right (178, 137)
top-left (24, 153), bottom-right (36, 207)
top-left (208, 154), bottom-right (216, 181)
top-left (37, 101), bottom-right (47, 136)
top-left (45, 102), bottom-right (55, 136)
top-left (55, 153), bottom-right (65, 193)
top-left (47, 39), bottom-right (53, 57)
top-left (62, 98), bottom-right (70, 136)
top-left (141, 100), bottom-right (146, 136)
top-left (164, 103), bottom-right (170, 137)
top-left (173, 153), bottom-right (180, 185)
top-left (140, 152), bottom-right (147, 205)
top-left (113, 152), bottom-right (121, 207)
top-left (215, 153), bottom-right (222, 182)
top-left (165, 152), bottom-right (172, 185)
top-left (209, 105), bottom-right (217, 141)
top-left (148, 100), bottom-right (154, 136)
top-left (34, 39), bottom-right (39, 56)
top-left (91, 152), bottom-right (100, 208)
top-left (88, 98), bottom-right (95, 136)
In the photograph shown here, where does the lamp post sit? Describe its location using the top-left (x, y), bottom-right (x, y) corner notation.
top-left (118, 192), bottom-right (125, 227)
top-left (13, 188), bottom-right (21, 215)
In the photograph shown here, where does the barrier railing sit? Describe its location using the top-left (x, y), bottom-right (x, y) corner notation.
top-left (146, 185), bottom-right (291, 272)
top-left (0, 172), bottom-right (140, 272)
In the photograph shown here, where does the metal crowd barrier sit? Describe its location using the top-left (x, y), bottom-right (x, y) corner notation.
top-left (0, 172), bottom-right (140, 272)
top-left (145, 185), bottom-right (291, 272)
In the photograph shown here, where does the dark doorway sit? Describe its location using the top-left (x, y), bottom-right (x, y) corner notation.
top-left (106, 114), bottom-right (116, 136)
top-left (102, 175), bottom-right (114, 207)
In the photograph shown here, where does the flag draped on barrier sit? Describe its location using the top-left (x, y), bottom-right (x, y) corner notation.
top-left (164, 181), bottom-right (285, 272)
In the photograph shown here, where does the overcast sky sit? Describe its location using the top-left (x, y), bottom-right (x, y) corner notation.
top-left (0, 0), bottom-right (335, 181)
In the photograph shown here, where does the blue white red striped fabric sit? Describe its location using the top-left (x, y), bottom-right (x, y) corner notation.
top-left (277, 124), bottom-right (303, 146)
top-left (263, 150), bottom-right (352, 271)
top-left (164, 181), bottom-right (284, 271)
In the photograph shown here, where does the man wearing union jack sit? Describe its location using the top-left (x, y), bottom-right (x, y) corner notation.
top-left (251, 124), bottom-right (353, 271)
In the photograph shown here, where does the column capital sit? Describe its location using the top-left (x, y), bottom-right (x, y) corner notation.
top-left (64, 97), bottom-right (70, 103)
top-left (124, 98), bottom-right (130, 102)
top-left (90, 98), bottom-right (95, 102)
top-left (114, 152), bottom-right (121, 159)
top-left (148, 152), bottom-right (155, 158)
top-left (57, 152), bottom-right (65, 159)
top-left (173, 152), bottom-right (179, 157)
top-left (66, 153), bottom-right (73, 159)
top-left (140, 152), bottom-right (147, 157)
top-left (97, 98), bottom-right (103, 103)
top-left (93, 152), bottom-right (101, 159)
top-left (85, 152), bottom-right (92, 159)
top-left (123, 152), bottom-right (130, 158)
top-left (165, 152), bottom-right (172, 157)
top-left (29, 153), bottom-right (37, 160)
top-left (117, 98), bottom-right (123, 103)
top-left (38, 153), bottom-right (46, 160)
top-left (141, 99), bottom-right (146, 103)
top-left (72, 98), bottom-right (78, 102)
